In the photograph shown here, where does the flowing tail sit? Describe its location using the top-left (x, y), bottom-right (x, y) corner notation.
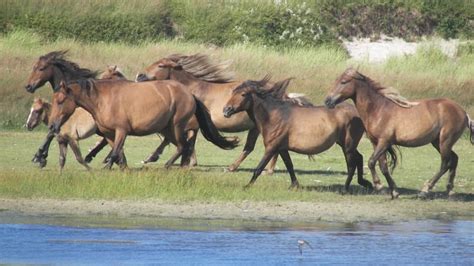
top-left (386, 145), bottom-right (400, 173)
top-left (468, 114), bottom-right (474, 144)
top-left (193, 97), bottom-right (239, 149)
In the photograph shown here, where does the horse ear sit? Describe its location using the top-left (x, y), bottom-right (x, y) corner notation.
top-left (272, 78), bottom-right (294, 99)
top-left (258, 74), bottom-right (272, 87)
top-left (112, 65), bottom-right (117, 71)
top-left (56, 91), bottom-right (67, 104)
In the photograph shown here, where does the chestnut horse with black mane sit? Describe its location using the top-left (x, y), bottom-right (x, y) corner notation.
top-left (325, 68), bottom-right (474, 198)
top-left (223, 77), bottom-right (371, 190)
top-left (136, 53), bottom-right (313, 173)
top-left (25, 50), bottom-right (98, 167)
top-left (49, 79), bottom-right (238, 169)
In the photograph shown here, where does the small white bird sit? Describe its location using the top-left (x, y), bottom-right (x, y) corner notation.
top-left (298, 239), bottom-right (313, 255)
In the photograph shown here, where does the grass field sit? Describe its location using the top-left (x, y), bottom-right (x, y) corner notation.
top-left (0, 130), bottom-right (472, 204)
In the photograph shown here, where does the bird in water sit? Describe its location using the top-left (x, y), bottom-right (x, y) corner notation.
top-left (298, 239), bottom-right (313, 255)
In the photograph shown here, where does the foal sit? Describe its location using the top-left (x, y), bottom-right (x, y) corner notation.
top-left (223, 77), bottom-right (371, 190)
top-left (26, 98), bottom-right (93, 171)
top-left (325, 68), bottom-right (474, 198)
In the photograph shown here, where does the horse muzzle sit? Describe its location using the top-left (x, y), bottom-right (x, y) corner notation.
top-left (324, 96), bottom-right (337, 109)
top-left (25, 84), bottom-right (37, 93)
top-left (223, 106), bottom-right (235, 118)
top-left (135, 73), bottom-right (149, 82)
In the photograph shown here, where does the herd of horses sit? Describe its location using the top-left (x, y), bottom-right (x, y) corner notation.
top-left (24, 50), bottom-right (473, 199)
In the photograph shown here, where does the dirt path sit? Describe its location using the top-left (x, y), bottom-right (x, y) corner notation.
top-left (1, 198), bottom-right (472, 223)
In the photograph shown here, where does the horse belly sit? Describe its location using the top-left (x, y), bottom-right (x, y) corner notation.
top-left (288, 130), bottom-right (336, 155)
top-left (395, 125), bottom-right (439, 147)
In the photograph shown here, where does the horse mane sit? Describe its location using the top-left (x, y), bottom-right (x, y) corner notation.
top-left (41, 50), bottom-right (98, 79)
top-left (166, 53), bottom-right (235, 83)
top-left (346, 68), bottom-right (418, 108)
top-left (236, 76), bottom-right (314, 107)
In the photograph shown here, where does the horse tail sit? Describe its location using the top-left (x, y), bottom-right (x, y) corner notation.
top-left (193, 97), bottom-right (239, 150)
top-left (467, 114), bottom-right (474, 145)
top-left (386, 145), bottom-right (400, 173)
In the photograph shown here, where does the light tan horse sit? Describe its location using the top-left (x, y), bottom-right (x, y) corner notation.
top-left (136, 53), bottom-right (312, 172)
top-left (223, 77), bottom-right (371, 190)
top-left (49, 79), bottom-right (238, 169)
top-left (325, 68), bottom-right (474, 198)
top-left (26, 98), bottom-right (94, 171)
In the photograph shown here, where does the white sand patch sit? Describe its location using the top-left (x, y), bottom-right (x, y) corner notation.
top-left (343, 35), bottom-right (460, 63)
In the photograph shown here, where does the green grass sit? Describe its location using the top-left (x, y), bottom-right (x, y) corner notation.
top-left (0, 131), bottom-right (472, 204)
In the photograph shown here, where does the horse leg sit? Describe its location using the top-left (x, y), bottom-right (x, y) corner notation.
top-left (58, 139), bottom-right (68, 173)
top-left (186, 129), bottom-right (198, 167)
top-left (143, 138), bottom-right (170, 164)
top-left (446, 151), bottom-right (458, 197)
top-left (263, 154), bottom-right (278, 175)
top-left (369, 141), bottom-right (399, 198)
top-left (33, 130), bottom-right (55, 168)
top-left (85, 137), bottom-right (108, 163)
top-left (104, 131), bottom-right (126, 170)
top-left (228, 127), bottom-right (259, 172)
top-left (164, 123), bottom-right (189, 169)
top-left (419, 140), bottom-right (452, 197)
top-left (355, 150), bottom-right (372, 190)
top-left (278, 150), bottom-right (300, 189)
top-left (368, 142), bottom-right (384, 191)
top-left (245, 148), bottom-right (277, 188)
top-left (69, 139), bottom-right (91, 171)
top-left (378, 154), bottom-right (399, 199)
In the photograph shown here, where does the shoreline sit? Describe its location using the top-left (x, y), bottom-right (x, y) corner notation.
top-left (1, 198), bottom-right (472, 225)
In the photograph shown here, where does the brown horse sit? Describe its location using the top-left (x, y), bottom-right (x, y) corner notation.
top-left (89, 65), bottom-right (201, 167)
top-left (49, 79), bottom-right (238, 169)
top-left (25, 50), bottom-right (98, 167)
top-left (325, 68), bottom-right (474, 198)
top-left (136, 53), bottom-right (312, 172)
top-left (26, 98), bottom-right (95, 171)
top-left (222, 77), bottom-right (371, 190)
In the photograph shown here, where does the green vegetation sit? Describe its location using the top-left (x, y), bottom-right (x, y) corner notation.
top-left (0, 131), bottom-right (472, 204)
top-left (1, 0), bottom-right (473, 46)
top-left (1, 31), bottom-right (473, 129)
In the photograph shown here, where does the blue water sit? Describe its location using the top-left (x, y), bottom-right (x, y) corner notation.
top-left (0, 218), bottom-right (473, 265)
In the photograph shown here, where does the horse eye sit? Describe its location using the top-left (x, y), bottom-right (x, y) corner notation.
top-left (341, 80), bottom-right (350, 84)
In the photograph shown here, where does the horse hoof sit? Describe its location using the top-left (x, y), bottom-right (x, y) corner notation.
top-left (84, 156), bottom-right (93, 163)
top-left (38, 158), bottom-right (47, 168)
top-left (417, 191), bottom-right (430, 200)
top-left (391, 190), bottom-right (400, 199)
top-left (374, 183), bottom-right (384, 191)
top-left (288, 183), bottom-right (300, 190)
top-left (262, 170), bottom-right (274, 176)
top-left (226, 166), bottom-right (236, 172)
top-left (447, 191), bottom-right (456, 200)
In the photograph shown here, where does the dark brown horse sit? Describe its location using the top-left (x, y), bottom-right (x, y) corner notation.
top-left (136, 53), bottom-right (312, 172)
top-left (49, 79), bottom-right (238, 169)
top-left (325, 68), bottom-right (474, 198)
top-left (25, 50), bottom-right (98, 167)
top-left (223, 77), bottom-right (371, 190)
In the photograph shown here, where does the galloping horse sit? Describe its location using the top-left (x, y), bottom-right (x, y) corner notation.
top-left (325, 68), bottom-right (474, 198)
top-left (223, 77), bottom-right (371, 190)
top-left (90, 65), bottom-right (201, 166)
top-left (26, 98), bottom-right (94, 171)
top-left (49, 79), bottom-right (238, 169)
top-left (25, 50), bottom-right (97, 167)
top-left (136, 53), bottom-right (312, 172)
top-left (25, 66), bottom-right (127, 170)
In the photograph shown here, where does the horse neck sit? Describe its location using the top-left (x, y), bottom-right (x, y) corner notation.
top-left (71, 86), bottom-right (99, 118)
top-left (41, 103), bottom-right (52, 125)
top-left (353, 83), bottom-right (392, 126)
top-left (49, 66), bottom-right (91, 91)
top-left (248, 94), bottom-right (274, 127)
top-left (170, 69), bottom-right (199, 87)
